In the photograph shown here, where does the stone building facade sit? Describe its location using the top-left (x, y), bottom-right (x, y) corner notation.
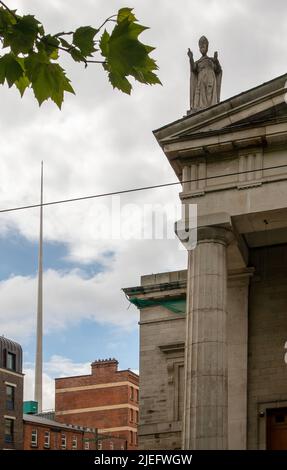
top-left (124, 73), bottom-right (287, 449)
top-left (0, 337), bottom-right (24, 450)
top-left (55, 358), bottom-right (139, 450)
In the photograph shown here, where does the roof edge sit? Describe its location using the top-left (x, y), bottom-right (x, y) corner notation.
top-left (153, 72), bottom-right (287, 138)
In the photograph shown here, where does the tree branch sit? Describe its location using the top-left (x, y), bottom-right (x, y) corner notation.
top-left (0, 0), bottom-right (18, 20)
top-left (53, 31), bottom-right (74, 38)
top-left (57, 44), bottom-right (73, 53)
top-left (97, 15), bottom-right (117, 31)
top-left (85, 59), bottom-right (106, 64)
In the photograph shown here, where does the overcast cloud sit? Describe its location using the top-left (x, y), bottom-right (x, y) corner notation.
top-left (1, 0), bottom-right (286, 408)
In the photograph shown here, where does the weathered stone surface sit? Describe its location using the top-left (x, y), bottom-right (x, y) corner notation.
top-left (188, 36), bottom-right (222, 112)
top-left (182, 227), bottom-right (232, 449)
top-left (125, 73), bottom-right (287, 450)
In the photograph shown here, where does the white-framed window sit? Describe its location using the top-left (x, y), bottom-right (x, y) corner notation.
top-left (61, 433), bottom-right (67, 449)
top-left (31, 429), bottom-right (38, 447)
top-left (72, 436), bottom-right (77, 449)
top-left (97, 440), bottom-right (102, 450)
top-left (84, 440), bottom-right (90, 450)
top-left (44, 431), bottom-right (50, 448)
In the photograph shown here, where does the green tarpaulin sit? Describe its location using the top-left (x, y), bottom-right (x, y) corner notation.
top-left (129, 297), bottom-right (186, 315)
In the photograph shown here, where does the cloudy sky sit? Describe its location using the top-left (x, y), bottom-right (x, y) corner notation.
top-left (0, 0), bottom-right (286, 409)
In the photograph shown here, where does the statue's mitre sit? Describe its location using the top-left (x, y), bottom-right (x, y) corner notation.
top-left (198, 36), bottom-right (209, 46)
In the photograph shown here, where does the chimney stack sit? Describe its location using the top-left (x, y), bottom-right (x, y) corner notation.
top-left (91, 358), bottom-right (119, 376)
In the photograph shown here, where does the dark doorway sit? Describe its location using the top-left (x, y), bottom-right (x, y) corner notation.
top-left (267, 408), bottom-right (287, 450)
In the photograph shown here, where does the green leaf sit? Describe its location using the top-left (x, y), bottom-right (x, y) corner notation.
top-left (0, 7), bottom-right (17, 29)
top-left (50, 64), bottom-right (75, 108)
top-left (112, 20), bottom-right (148, 41)
top-left (0, 57), bottom-right (6, 84)
top-left (100, 14), bottom-right (161, 93)
top-left (49, 49), bottom-right (59, 60)
top-left (8, 15), bottom-right (40, 54)
top-left (99, 29), bottom-right (110, 58)
top-left (143, 44), bottom-right (155, 54)
top-left (0, 8), bottom-right (160, 105)
top-left (14, 56), bottom-right (25, 71)
top-left (73, 26), bottom-right (98, 57)
top-left (15, 74), bottom-right (30, 96)
top-left (117, 8), bottom-right (137, 23)
top-left (131, 67), bottom-right (161, 85)
top-left (40, 34), bottom-right (60, 57)
top-left (70, 48), bottom-right (86, 63)
top-left (59, 37), bottom-right (71, 49)
top-left (38, 23), bottom-right (45, 36)
top-left (108, 69), bottom-right (132, 94)
top-left (101, 19), bottom-right (149, 85)
top-left (0, 53), bottom-right (24, 87)
top-left (25, 53), bottom-right (74, 108)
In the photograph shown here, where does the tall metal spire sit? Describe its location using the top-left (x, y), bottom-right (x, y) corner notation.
top-left (34, 161), bottom-right (43, 412)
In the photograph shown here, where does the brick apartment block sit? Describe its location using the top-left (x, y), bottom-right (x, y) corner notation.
top-left (0, 337), bottom-right (24, 450)
top-left (55, 358), bottom-right (139, 449)
top-left (23, 413), bottom-right (126, 450)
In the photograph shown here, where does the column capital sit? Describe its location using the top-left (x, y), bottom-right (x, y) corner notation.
top-left (197, 224), bottom-right (234, 245)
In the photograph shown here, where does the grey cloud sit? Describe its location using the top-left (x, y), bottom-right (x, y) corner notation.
top-left (0, 0), bottom-right (286, 347)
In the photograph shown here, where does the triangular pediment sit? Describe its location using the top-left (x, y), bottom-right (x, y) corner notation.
top-left (154, 73), bottom-right (287, 143)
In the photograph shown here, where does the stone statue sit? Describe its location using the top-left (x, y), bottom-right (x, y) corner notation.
top-left (188, 36), bottom-right (222, 112)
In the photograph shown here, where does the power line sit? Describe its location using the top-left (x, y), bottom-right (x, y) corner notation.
top-left (0, 163), bottom-right (287, 214)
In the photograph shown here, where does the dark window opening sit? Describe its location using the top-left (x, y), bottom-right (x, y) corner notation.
top-left (130, 387), bottom-right (134, 401)
top-left (7, 352), bottom-right (16, 371)
top-left (6, 385), bottom-right (15, 411)
top-left (275, 415), bottom-right (285, 424)
top-left (4, 419), bottom-right (14, 443)
top-left (3, 348), bottom-right (7, 367)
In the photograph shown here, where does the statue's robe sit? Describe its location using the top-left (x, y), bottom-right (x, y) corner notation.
top-left (190, 55), bottom-right (222, 111)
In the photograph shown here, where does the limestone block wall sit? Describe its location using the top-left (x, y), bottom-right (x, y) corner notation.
top-left (248, 244), bottom-right (287, 449)
top-left (139, 305), bottom-right (186, 450)
top-left (139, 270), bottom-right (250, 450)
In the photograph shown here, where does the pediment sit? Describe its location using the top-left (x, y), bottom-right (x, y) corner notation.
top-left (154, 73), bottom-right (287, 145)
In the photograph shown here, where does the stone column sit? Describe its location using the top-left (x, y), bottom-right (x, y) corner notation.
top-left (182, 225), bottom-right (233, 449)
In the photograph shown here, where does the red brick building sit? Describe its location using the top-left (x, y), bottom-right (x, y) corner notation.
top-left (0, 337), bottom-right (24, 450)
top-left (55, 358), bottom-right (139, 450)
top-left (23, 414), bottom-right (98, 450)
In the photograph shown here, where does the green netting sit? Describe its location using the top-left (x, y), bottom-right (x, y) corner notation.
top-left (129, 297), bottom-right (186, 314)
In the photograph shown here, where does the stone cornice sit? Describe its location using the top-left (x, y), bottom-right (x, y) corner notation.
top-left (125, 267), bottom-right (254, 302)
top-left (165, 121), bottom-right (287, 162)
top-left (154, 73), bottom-right (287, 142)
top-left (159, 342), bottom-right (185, 355)
top-left (123, 280), bottom-right (186, 300)
top-left (153, 73), bottom-right (287, 181)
